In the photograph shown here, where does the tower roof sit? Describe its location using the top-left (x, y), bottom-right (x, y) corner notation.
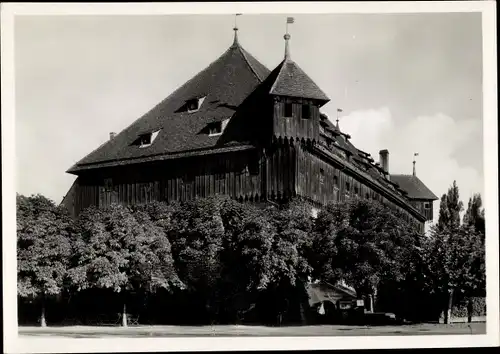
top-left (390, 174), bottom-right (438, 200)
top-left (68, 39), bottom-right (270, 173)
top-left (269, 58), bottom-right (330, 102)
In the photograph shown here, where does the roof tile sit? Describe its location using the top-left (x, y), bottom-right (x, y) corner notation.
top-left (390, 174), bottom-right (438, 200)
top-left (269, 59), bottom-right (330, 102)
top-left (68, 42), bottom-right (271, 173)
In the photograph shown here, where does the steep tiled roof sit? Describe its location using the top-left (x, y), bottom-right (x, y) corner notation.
top-left (68, 40), bottom-right (271, 174)
top-left (269, 59), bottom-right (330, 102)
top-left (390, 175), bottom-right (439, 200)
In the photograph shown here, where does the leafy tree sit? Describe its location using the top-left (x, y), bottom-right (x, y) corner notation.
top-left (437, 180), bottom-right (464, 231)
top-left (463, 194), bottom-right (485, 235)
top-left (68, 204), bottom-right (181, 326)
top-left (207, 197), bottom-right (315, 324)
top-left (17, 194), bottom-right (74, 327)
top-left (167, 197), bottom-right (226, 322)
top-left (310, 198), bottom-right (423, 311)
top-left (423, 224), bottom-right (485, 323)
top-left (430, 181), bottom-right (485, 323)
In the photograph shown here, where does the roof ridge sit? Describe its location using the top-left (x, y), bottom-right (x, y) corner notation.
top-left (269, 59), bottom-right (287, 94)
top-left (237, 45), bottom-right (268, 82)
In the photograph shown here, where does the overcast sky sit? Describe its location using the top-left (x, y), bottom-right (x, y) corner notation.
top-left (15, 13), bottom-right (484, 223)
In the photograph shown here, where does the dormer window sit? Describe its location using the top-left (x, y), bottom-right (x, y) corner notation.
top-left (302, 104), bottom-right (311, 119)
top-left (284, 103), bottom-right (293, 117)
top-left (131, 129), bottom-right (161, 148)
top-left (207, 118), bottom-right (229, 137)
top-left (209, 122), bottom-right (223, 136)
top-left (178, 96), bottom-right (206, 113)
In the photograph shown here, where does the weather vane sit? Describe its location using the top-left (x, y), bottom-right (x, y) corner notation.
top-left (413, 152), bottom-right (419, 176)
top-left (234, 13), bottom-right (242, 30)
top-left (336, 108), bottom-right (343, 128)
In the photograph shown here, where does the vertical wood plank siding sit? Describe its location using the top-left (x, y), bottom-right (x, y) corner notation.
top-left (71, 143), bottom-right (425, 232)
top-left (273, 97), bottom-right (320, 141)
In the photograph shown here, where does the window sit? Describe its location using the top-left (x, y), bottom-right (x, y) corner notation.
top-left (187, 96), bottom-right (206, 113)
top-left (354, 186), bottom-right (359, 195)
top-left (209, 121), bottom-right (223, 136)
top-left (346, 182), bottom-right (350, 192)
top-left (333, 175), bottom-right (339, 189)
top-left (104, 178), bottom-right (113, 192)
top-left (177, 96), bottom-right (206, 113)
top-left (424, 202), bottom-right (431, 210)
top-left (182, 173), bottom-right (194, 184)
top-left (187, 99), bottom-right (198, 112)
top-left (207, 118), bottom-right (229, 136)
top-left (302, 104), bottom-right (311, 119)
top-left (366, 193), bottom-right (370, 199)
top-left (248, 155), bottom-right (260, 175)
top-left (284, 103), bottom-right (293, 117)
top-left (215, 161), bottom-right (225, 180)
top-left (319, 168), bottom-right (325, 184)
top-left (131, 129), bottom-right (161, 148)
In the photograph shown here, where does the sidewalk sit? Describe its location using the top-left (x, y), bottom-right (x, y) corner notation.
top-left (18, 322), bottom-right (486, 338)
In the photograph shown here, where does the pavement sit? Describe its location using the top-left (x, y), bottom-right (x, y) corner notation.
top-left (18, 322), bottom-right (486, 338)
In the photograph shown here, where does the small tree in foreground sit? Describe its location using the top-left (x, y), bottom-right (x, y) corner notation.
top-left (17, 194), bottom-right (74, 327)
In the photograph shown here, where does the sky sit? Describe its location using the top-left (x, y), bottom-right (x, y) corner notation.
top-left (14, 12), bottom-right (484, 224)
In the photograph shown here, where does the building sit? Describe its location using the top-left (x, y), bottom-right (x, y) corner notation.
top-left (63, 24), bottom-right (436, 232)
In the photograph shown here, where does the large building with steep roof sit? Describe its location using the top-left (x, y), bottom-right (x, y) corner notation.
top-left (63, 23), bottom-right (436, 232)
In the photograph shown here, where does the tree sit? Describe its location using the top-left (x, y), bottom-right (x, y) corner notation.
top-left (431, 181), bottom-right (485, 323)
top-left (310, 198), bottom-right (424, 312)
top-left (215, 198), bottom-right (315, 324)
top-left (68, 204), bottom-right (181, 326)
top-left (423, 224), bottom-right (485, 323)
top-left (167, 197), bottom-right (227, 322)
top-left (437, 180), bottom-right (464, 231)
top-left (463, 194), bottom-right (485, 235)
top-left (17, 194), bottom-right (74, 327)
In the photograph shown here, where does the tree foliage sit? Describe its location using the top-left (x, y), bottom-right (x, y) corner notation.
top-left (310, 198), bottom-right (423, 297)
top-left (437, 180), bottom-right (464, 231)
top-left (17, 194), bottom-right (74, 298)
top-left (424, 225), bottom-right (485, 298)
top-left (68, 204), bottom-right (182, 294)
top-left (463, 194), bottom-right (485, 235)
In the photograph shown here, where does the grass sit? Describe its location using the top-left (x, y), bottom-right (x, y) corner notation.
top-left (18, 322), bottom-right (486, 338)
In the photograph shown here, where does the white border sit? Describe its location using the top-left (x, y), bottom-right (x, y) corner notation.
top-left (2, 2), bottom-right (498, 352)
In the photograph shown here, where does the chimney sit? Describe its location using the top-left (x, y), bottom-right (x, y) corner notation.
top-left (379, 149), bottom-right (389, 177)
top-left (109, 132), bottom-right (116, 140)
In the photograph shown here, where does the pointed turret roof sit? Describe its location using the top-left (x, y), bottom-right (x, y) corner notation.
top-left (267, 32), bottom-right (329, 103)
top-left (269, 58), bottom-right (330, 103)
top-left (68, 35), bottom-right (270, 173)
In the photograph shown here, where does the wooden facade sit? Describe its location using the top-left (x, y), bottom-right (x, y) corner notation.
top-left (273, 97), bottom-right (321, 141)
top-left (66, 139), bottom-right (426, 233)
